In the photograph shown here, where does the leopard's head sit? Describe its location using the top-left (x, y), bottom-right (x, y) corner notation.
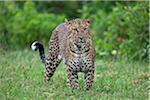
top-left (65, 19), bottom-right (91, 53)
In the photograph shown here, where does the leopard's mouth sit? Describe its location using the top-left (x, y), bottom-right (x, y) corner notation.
top-left (74, 42), bottom-right (82, 49)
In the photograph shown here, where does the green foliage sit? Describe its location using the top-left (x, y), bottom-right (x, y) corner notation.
top-left (79, 1), bottom-right (149, 60)
top-left (0, 1), bottom-right (149, 60)
top-left (0, 1), bottom-right (65, 48)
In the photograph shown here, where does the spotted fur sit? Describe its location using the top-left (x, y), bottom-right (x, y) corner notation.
top-left (31, 19), bottom-right (95, 90)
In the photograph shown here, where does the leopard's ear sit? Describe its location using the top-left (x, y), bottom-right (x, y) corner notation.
top-left (84, 19), bottom-right (91, 27)
top-left (65, 18), bottom-right (69, 23)
top-left (65, 18), bottom-right (72, 26)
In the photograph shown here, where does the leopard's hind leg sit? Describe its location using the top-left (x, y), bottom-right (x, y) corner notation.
top-left (44, 30), bottom-right (62, 83)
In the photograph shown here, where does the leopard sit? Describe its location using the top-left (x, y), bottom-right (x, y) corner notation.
top-left (31, 18), bottom-right (96, 90)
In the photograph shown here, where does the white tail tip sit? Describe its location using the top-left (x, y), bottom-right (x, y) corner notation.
top-left (31, 41), bottom-right (39, 51)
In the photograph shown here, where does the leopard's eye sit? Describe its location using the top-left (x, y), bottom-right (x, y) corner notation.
top-left (83, 28), bottom-right (87, 31)
top-left (73, 28), bottom-right (78, 32)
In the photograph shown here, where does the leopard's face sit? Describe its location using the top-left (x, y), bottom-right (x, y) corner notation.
top-left (66, 19), bottom-right (91, 53)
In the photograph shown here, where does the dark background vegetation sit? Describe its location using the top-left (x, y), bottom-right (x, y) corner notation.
top-left (0, 1), bottom-right (149, 61)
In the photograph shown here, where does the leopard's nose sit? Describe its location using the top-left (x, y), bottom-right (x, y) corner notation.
top-left (75, 42), bottom-right (81, 49)
top-left (79, 37), bottom-right (85, 43)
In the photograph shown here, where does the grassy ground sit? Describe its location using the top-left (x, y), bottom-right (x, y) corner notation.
top-left (0, 49), bottom-right (149, 100)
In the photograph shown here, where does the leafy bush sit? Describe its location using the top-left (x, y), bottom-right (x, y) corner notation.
top-left (0, 1), bottom-right (65, 48)
top-left (79, 1), bottom-right (149, 60)
top-left (0, 1), bottom-right (148, 60)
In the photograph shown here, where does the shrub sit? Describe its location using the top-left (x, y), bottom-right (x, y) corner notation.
top-left (0, 1), bottom-right (148, 60)
top-left (0, 1), bottom-right (65, 48)
top-left (79, 1), bottom-right (149, 60)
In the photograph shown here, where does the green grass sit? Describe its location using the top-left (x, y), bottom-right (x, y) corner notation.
top-left (0, 49), bottom-right (149, 100)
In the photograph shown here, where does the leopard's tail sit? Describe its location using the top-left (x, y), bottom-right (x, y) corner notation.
top-left (31, 41), bottom-right (46, 64)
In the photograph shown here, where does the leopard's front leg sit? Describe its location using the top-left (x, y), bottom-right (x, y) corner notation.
top-left (84, 69), bottom-right (94, 90)
top-left (66, 65), bottom-right (79, 89)
top-left (84, 50), bottom-right (95, 90)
